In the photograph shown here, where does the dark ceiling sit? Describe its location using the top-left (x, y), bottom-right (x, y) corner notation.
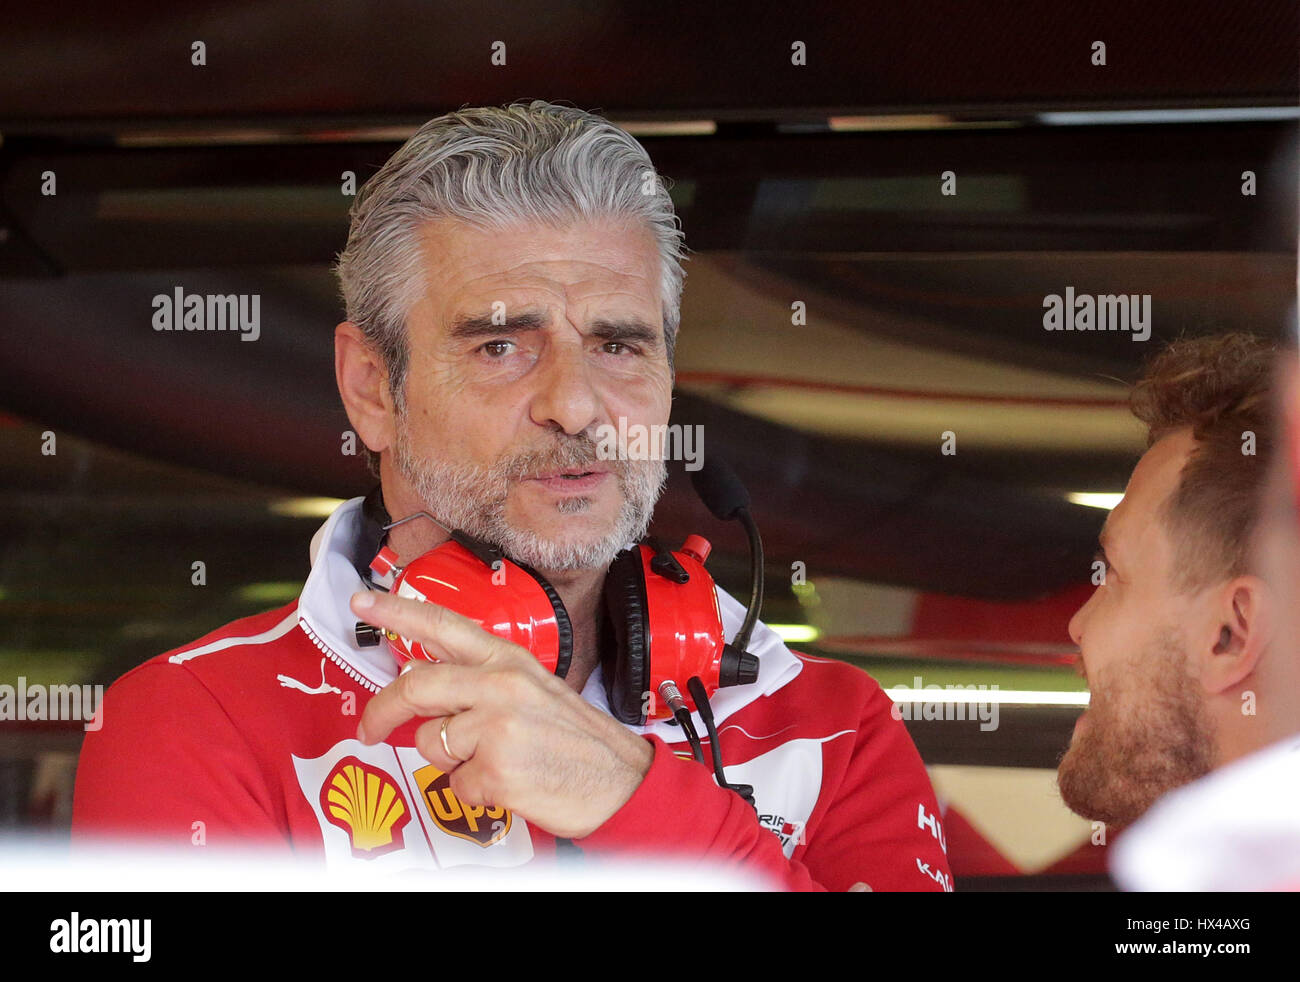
top-left (2, 2), bottom-right (1296, 131)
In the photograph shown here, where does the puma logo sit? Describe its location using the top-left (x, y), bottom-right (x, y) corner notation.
top-left (277, 658), bottom-right (343, 696)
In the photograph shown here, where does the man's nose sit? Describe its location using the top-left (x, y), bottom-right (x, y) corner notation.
top-left (529, 339), bottom-right (600, 436)
top-left (1067, 592), bottom-right (1092, 648)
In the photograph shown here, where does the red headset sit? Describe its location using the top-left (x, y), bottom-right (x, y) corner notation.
top-left (353, 459), bottom-right (762, 728)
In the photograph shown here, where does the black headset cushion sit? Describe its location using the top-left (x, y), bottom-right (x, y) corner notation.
top-left (601, 547), bottom-right (650, 725)
top-left (514, 561), bottom-right (574, 680)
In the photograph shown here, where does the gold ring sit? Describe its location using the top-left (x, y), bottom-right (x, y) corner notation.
top-left (439, 715), bottom-right (461, 762)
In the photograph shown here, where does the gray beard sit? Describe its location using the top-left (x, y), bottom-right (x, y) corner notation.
top-left (392, 419), bottom-right (667, 573)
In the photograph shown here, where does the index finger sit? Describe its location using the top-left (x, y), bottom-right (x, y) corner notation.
top-left (350, 589), bottom-right (523, 669)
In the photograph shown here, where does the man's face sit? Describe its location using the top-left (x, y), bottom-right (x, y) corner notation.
top-left (1059, 429), bottom-right (1217, 826)
top-left (389, 216), bottom-right (673, 573)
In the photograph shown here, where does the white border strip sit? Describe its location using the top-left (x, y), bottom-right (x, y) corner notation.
top-left (886, 688), bottom-right (1089, 707)
top-left (168, 608), bottom-right (299, 665)
top-left (1038, 107), bottom-right (1300, 126)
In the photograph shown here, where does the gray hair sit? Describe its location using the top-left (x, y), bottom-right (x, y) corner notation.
top-left (333, 99), bottom-right (689, 477)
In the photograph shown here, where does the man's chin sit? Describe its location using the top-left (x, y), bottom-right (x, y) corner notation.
top-left (494, 506), bottom-right (632, 573)
top-left (1057, 755), bottom-right (1123, 825)
top-left (1057, 731), bottom-right (1165, 827)
top-left (510, 505), bottom-right (622, 544)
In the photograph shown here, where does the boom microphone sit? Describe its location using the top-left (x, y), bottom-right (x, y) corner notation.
top-left (690, 454), bottom-right (763, 673)
top-left (690, 454), bottom-right (750, 521)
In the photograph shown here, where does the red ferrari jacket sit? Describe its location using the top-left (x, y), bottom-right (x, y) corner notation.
top-left (72, 498), bottom-right (953, 891)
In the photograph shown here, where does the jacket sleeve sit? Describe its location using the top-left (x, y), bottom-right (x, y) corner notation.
top-left (573, 678), bottom-right (953, 892)
top-left (72, 662), bottom-right (288, 849)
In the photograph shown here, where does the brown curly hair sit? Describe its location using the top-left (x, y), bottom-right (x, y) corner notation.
top-left (1130, 333), bottom-right (1282, 592)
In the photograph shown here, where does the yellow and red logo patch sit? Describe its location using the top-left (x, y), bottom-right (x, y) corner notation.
top-left (320, 756), bottom-right (411, 859)
top-left (414, 763), bottom-right (511, 847)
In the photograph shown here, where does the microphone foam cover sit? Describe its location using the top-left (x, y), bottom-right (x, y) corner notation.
top-left (691, 454), bottom-right (750, 521)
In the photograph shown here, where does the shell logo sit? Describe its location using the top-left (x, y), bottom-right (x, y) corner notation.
top-left (414, 763), bottom-right (511, 847)
top-left (320, 756), bottom-right (411, 859)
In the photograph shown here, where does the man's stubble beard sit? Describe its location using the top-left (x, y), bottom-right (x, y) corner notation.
top-left (1057, 630), bottom-right (1216, 827)
top-left (391, 411), bottom-right (668, 573)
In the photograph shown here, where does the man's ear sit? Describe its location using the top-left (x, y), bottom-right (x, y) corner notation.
top-left (335, 322), bottom-right (395, 457)
top-left (1198, 575), bottom-right (1273, 694)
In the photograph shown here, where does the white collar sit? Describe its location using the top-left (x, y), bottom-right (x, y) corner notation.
top-left (297, 497), bottom-right (803, 731)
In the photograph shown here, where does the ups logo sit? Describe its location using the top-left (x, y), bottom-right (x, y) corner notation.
top-left (413, 763), bottom-right (512, 847)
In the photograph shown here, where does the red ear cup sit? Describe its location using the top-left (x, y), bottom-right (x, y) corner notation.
top-left (509, 560), bottom-right (574, 679)
top-left (384, 541), bottom-right (572, 678)
top-left (602, 541), bottom-right (726, 724)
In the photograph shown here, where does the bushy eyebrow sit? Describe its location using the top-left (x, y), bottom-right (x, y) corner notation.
top-left (449, 309), bottom-right (550, 341)
top-left (448, 310), bottom-right (662, 348)
top-left (590, 318), bottom-right (662, 348)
